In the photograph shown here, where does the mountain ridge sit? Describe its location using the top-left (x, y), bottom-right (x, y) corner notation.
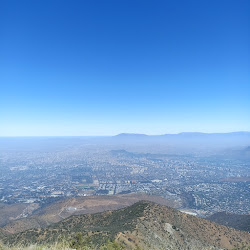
top-left (2, 201), bottom-right (249, 250)
top-left (0, 193), bottom-right (179, 235)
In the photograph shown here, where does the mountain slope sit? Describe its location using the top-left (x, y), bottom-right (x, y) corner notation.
top-left (1, 193), bottom-right (178, 235)
top-left (207, 212), bottom-right (250, 232)
top-left (3, 201), bottom-right (250, 250)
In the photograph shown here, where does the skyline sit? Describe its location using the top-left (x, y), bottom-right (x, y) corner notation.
top-left (1, 0), bottom-right (249, 136)
top-left (0, 131), bottom-right (250, 138)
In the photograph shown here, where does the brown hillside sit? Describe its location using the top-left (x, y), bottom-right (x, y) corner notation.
top-left (4, 201), bottom-right (250, 250)
top-left (1, 193), bottom-right (178, 235)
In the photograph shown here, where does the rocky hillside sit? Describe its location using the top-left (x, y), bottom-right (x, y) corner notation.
top-left (2, 201), bottom-right (250, 250)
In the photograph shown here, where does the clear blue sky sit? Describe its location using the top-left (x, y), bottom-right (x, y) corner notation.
top-left (0, 0), bottom-right (249, 136)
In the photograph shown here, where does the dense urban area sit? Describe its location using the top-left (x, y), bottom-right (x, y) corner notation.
top-left (0, 140), bottom-right (249, 218)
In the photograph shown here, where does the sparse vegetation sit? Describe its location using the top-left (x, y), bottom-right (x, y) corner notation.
top-left (0, 239), bottom-right (127, 250)
top-left (1, 201), bottom-right (249, 250)
top-left (232, 242), bottom-right (250, 250)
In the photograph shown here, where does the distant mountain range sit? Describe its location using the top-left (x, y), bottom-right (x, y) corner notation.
top-left (0, 132), bottom-right (249, 151)
top-left (115, 131), bottom-right (250, 137)
top-left (113, 132), bottom-right (250, 149)
top-left (2, 201), bottom-right (249, 250)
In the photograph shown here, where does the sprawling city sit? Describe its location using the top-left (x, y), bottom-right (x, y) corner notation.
top-left (1, 136), bottom-right (249, 219)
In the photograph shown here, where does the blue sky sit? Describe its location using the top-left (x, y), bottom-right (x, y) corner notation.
top-left (0, 0), bottom-right (249, 136)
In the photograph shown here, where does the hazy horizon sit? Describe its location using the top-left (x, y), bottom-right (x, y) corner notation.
top-left (0, 131), bottom-right (250, 137)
